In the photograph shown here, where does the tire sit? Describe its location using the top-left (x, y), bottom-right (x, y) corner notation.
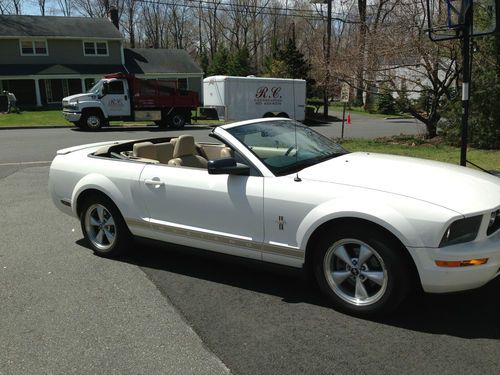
top-left (80, 111), bottom-right (104, 131)
top-left (168, 113), bottom-right (186, 129)
top-left (313, 224), bottom-right (411, 317)
top-left (277, 112), bottom-right (289, 118)
top-left (263, 112), bottom-right (275, 118)
top-left (79, 195), bottom-right (132, 257)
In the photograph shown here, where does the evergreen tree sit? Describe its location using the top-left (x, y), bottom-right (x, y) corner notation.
top-left (376, 84), bottom-right (396, 115)
top-left (440, 35), bottom-right (500, 149)
top-left (207, 48), bottom-right (229, 76)
top-left (264, 38), bottom-right (310, 80)
top-left (278, 38), bottom-right (310, 79)
top-left (228, 47), bottom-right (251, 76)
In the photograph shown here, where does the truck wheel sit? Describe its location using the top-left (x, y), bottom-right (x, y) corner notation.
top-left (277, 112), bottom-right (289, 118)
top-left (80, 111), bottom-right (104, 131)
top-left (263, 112), bottom-right (275, 118)
top-left (168, 113), bottom-right (186, 129)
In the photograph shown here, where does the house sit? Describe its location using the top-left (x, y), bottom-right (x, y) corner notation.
top-left (0, 14), bottom-right (203, 107)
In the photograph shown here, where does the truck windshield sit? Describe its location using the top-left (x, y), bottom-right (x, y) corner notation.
top-left (87, 80), bottom-right (104, 94)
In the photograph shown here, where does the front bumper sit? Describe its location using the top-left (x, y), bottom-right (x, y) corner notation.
top-left (408, 231), bottom-right (500, 293)
top-left (63, 111), bottom-right (82, 122)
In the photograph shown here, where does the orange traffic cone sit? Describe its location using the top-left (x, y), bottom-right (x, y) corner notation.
top-left (346, 112), bottom-right (351, 125)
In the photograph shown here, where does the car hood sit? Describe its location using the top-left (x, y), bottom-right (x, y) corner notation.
top-left (299, 152), bottom-right (500, 214)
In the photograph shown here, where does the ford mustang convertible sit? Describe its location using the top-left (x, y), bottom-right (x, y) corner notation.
top-left (49, 118), bottom-right (500, 316)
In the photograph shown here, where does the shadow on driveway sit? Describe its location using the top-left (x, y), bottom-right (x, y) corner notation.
top-left (76, 237), bottom-right (500, 340)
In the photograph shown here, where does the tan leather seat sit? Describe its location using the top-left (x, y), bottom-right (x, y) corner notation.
top-left (155, 142), bottom-right (174, 164)
top-left (168, 135), bottom-right (208, 168)
top-left (133, 142), bottom-right (157, 160)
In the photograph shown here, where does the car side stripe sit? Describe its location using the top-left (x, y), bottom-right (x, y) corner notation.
top-left (125, 218), bottom-right (303, 259)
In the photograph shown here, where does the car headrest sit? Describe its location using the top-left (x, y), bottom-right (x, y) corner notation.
top-left (173, 135), bottom-right (196, 158)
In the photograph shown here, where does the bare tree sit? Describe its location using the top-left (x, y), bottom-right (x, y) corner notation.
top-left (57, 0), bottom-right (71, 16)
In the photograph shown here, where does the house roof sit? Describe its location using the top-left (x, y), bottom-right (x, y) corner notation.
top-left (0, 15), bottom-right (123, 39)
top-left (0, 64), bottom-right (125, 76)
top-left (124, 48), bottom-right (203, 75)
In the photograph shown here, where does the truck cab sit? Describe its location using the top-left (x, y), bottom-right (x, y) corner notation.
top-left (63, 78), bottom-right (131, 130)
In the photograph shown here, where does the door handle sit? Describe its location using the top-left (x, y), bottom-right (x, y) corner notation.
top-left (124, 95), bottom-right (128, 100)
top-left (144, 178), bottom-right (164, 187)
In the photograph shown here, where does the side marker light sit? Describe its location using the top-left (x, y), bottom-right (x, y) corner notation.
top-left (435, 258), bottom-right (488, 267)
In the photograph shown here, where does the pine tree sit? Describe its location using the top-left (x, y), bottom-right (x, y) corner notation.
top-left (228, 47), bottom-right (251, 76)
top-left (207, 48), bottom-right (229, 76)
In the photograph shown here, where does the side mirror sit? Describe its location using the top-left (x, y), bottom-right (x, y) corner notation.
top-left (208, 157), bottom-right (250, 176)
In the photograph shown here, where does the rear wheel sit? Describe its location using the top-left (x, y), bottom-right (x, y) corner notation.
top-left (80, 195), bottom-right (131, 257)
top-left (277, 112), bottom-right (289, 118)
top-left (80, 111), bottom-right (104, 131)
top-left (313, 225), bottom-right (412, 316)
top-left (263, 112), bottom-right (275, 118)
top-left (168, 113), bottom-right (186, 129)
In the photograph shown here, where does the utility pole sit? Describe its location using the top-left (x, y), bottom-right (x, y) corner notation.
top-left (460, 4), bottom-right (473, 166)
top-left (323, 0), bottom-right (332, 118)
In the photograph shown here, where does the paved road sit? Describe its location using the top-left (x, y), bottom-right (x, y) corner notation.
top-left (1, 122), bottom-right (499, 374)
top-left (0, 115), bottom-right (425, 164)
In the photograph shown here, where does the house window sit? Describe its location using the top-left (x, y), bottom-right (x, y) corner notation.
top-left (83, 41), bottom-right (108, 56)
top-left (20, 40), bottom-right (48, 56)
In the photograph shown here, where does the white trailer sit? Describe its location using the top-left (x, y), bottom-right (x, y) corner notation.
top-left (203, 75), bottom-right (306, 122)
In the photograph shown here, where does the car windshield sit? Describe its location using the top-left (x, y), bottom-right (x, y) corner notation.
top-left (226, 120), bottom-right (348, 176)
top-left (87, 80), bottom-right (104, 94)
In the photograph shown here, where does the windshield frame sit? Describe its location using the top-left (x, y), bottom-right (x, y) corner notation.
top-left (87, 80), bottom-right (104, 94)
top-left (225, 119), bottom-right (348, 176)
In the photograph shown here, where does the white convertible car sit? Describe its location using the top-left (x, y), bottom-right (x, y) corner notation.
top-left (49, 118), bottom-right (500, 316)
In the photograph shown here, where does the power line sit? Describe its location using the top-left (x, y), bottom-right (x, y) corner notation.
top-left (131, 0), bottom-right (360, 23)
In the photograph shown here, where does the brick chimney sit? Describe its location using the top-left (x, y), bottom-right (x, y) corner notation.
top-left (108, 6), bottom-right (119, 30)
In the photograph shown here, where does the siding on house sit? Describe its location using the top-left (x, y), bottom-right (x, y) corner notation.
top-left (0, 39), bottom-right (122, 65)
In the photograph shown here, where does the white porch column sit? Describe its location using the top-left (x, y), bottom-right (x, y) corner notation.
top-left (81, 78), bottom-right (86, 93)
top-left (34, 79), bottom-right (42, 107)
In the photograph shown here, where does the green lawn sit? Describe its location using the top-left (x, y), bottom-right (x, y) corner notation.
top-left (340, 139), bottom-right (500, 171)
top-left (0, 109), bottom-right (69, 127)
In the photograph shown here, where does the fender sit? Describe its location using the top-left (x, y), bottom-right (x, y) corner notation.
top-left (296, 195), bottom-right (460, 250)
top-left (79, 102), bottom-right (109, 119)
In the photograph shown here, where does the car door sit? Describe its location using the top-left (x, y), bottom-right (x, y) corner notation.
top-left (103, 79), bottom-right (130, 117)
top-left (139, 164), bottom-right (264, 260)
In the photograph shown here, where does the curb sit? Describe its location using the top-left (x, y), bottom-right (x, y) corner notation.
top-left (0, 124), bottom-right (214, 130)
top-left (0, 125), bottom-right (71, 130)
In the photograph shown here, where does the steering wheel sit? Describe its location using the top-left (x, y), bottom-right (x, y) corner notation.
top-left (285, 145), bottom-right (297, 156)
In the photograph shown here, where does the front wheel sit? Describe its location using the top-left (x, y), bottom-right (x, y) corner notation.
top-left (80, 111), bottom-right (104, 131)
top-left (80, 196), bottom-right (132, 257)
top-left (313, 225), bottom-right (412, 316)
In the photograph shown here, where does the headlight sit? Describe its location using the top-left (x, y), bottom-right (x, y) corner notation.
top-left (440, 215), bottom-right (482, 247)
top-left (64, 104), bottom-right (78, 111)
top-left (487, 209), bottom-right (500, 236)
